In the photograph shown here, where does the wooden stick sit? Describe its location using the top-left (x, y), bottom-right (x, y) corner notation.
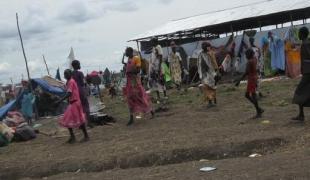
top-left (17, 13), bottom-right (40, 120)
top-left (190, 71), bottom-right (198, 84)
top-left (10, 78), bottom-right (13, 85)
top-left (16, 13), bottom-right (31, 82)
top-left (42, 55), bottom-right (50, 76)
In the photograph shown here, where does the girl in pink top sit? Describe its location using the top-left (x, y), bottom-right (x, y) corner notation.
top-left (57, 69), bottom-right (89, 143)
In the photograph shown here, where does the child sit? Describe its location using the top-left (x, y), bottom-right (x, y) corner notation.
top-left (21, 81), bottom-right (35, 125)
top-left (235, 49), bottom-right (264, 119)
top-left (56, 69), bottom-right (89, 143)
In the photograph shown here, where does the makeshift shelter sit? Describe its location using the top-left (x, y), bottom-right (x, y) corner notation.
top-left (87, 71), bottom-right (102, 85)
top-left (55, 68), bottom-right (62, 81)
top-left (31, 76), bottom-right (66, 117)
top-left (129, 0), bottom-right (310, 78)
top-left (0, 76), bottom-right (66, 120)
top-left (130, 0), bottom-right (310, 43)
top-left (67, 47), bottom-right (76, 69)
top-left (103, 68), bottom-right (112, 86)
top-left (31, 78), bottom-right (65, 97)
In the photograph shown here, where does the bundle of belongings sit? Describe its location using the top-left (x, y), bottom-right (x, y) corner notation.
top-left (0, 111), bottom-right (37, 147)
top-left (88, 100), bottom-right (116, 126)
top-left (89, 113), bottom-right (115, 126)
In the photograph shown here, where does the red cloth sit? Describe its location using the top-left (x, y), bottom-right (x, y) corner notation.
top-left (59, 79), bottom-right (86, 128)
top-left (89, 71), bottom-right (99, 77)
top-left (124, 58), bottom-right (152, 114)
top-left (247, 58), bottom-right (258, 94)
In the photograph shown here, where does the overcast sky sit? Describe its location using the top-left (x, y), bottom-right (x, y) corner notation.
top-left (0, 0), bottom-right (260, 84)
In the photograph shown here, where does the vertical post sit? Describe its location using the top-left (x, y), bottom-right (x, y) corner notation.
top-left (16, 13), bottom-right (31, 82)
top-left (166, 35), bottom-right (170, 57)
top-left (10, 78), bottom-right (13, 86)
top-left (136, 41), bottom-right (140, 52)
top-left (42, 55), bottom-right (50, 76)
top-left (290, 14), bottom-right (294, 26)
top-left (136, 40), bottom-right (144, 61)
top-left (17, 13), bottom-right (39, 120)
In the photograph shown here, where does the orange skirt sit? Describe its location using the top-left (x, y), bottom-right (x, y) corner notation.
top-left (203, 85), bottom-right (216, 102)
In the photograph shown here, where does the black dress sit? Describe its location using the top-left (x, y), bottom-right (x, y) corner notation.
top-left (293, 39), bottom-right (310, 107)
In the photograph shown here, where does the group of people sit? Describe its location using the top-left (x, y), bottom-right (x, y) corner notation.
top-left (120, 26), bottom-right (310, 128)
top-left (148, 38), bottom-right (189, 101)
top-left (48, 26), bottom-right (310, 143)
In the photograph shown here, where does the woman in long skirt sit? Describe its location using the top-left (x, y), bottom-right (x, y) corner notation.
top-left (123, 47), bottom-right (154, 126)
top-left (197, 42), bottom-right (219, 108)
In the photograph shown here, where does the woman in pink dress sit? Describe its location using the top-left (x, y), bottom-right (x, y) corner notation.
top-left (57, 69), bottom-right (89, 143)
top-left (123, 47), bottom-right (154, 126)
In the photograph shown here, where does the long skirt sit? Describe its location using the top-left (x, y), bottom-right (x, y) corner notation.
top-left (170, 62), bottom-right (182, 85)
top-left (125, 76), bottom-right (152, 114)
top-left (59, 101), bottom-right (86, 128)
top-left (293, 74), bottom-right (310, 107)
top-left (149, 71), bottom-right (165, 92)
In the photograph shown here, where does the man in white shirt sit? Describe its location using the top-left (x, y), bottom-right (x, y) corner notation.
top-left (149, 38), bottom-right (167, 101)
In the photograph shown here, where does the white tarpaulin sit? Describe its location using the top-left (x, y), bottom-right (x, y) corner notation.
top-left (67, 47), bottom-right (75, 69)
top-left (130, 0), bottom-right (310, 41)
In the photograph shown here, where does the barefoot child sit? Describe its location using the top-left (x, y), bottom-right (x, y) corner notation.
top-left (235, 49), bottom-right (264, 119)
top-left (56, 69), bottom-right (89, 143)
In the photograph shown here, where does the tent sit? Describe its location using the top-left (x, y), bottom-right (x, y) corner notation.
top-left (0, 77), bottom-right (66, 120)
top-left (130, 0), bottom-right (310, 42)
top-left (31, 78), bottom-right (65, 97)
top-left (0, 100), bottom-right (16, 120)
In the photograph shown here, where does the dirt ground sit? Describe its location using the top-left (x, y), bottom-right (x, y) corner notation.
top-left (1, 78), bottom-right (310, 180)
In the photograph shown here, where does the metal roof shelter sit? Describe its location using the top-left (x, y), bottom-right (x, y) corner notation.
top-left (129, 0), bottom-right (310, 43)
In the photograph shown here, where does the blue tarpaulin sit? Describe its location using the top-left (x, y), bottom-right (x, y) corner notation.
top-left (32, 79), bottom-right (66, 96)
top-left (0, 100), bottom-right (16, 120)
top-left (0, 78), bottom-right (65, 120)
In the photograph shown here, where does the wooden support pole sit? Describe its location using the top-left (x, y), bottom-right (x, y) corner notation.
top-left (42, 55), bottom-right (50, 76)
top-left (10, 78), bottom-right (13, 86)
top-left (290, 14), bottom-right (294, 26)
top-left (16, 13), bottom-right (31, 82)
top-left (230, 24), bottom-right (234, 34)
top-left (136, 41), bottom-right (140, 52)
top-left (258, 21), bottom-right (262, 32)
top-left (166, 36), bottom-right (170, 59)
top-left (17, 13), bottom-right (39, 120)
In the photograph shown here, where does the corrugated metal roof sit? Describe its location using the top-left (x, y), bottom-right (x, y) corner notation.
top-left (130, 0), bottom-right (310, 41)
